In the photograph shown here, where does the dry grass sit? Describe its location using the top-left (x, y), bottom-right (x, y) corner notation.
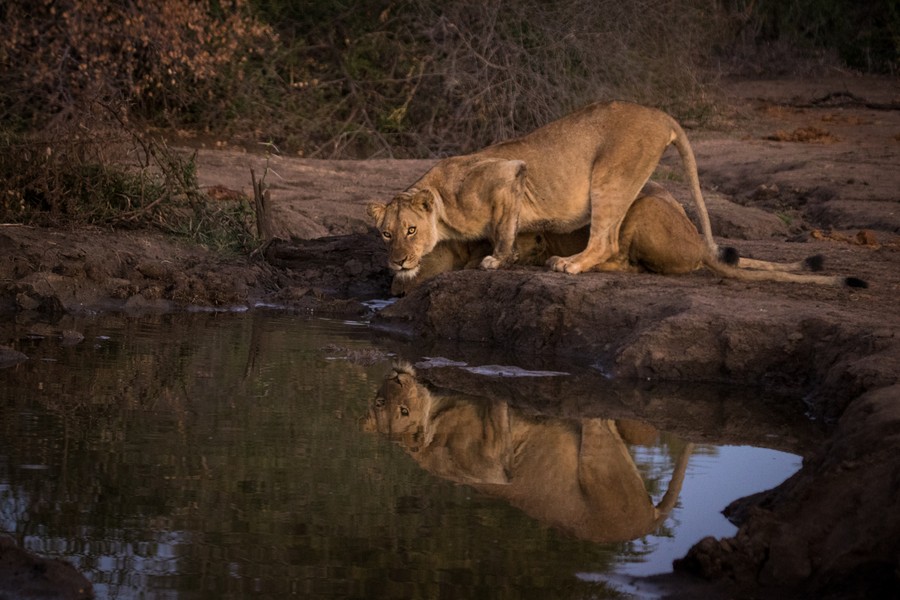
top-left (0, 100), bottom-right (258, 252)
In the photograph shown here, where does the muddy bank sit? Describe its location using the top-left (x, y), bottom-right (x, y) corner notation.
top-left (671, 384), bottom-right (900, 598)
top-left (0, 225), bottom-right (390, 318)
top-left (374, 243), bottom-right (899, 420)
top-left (1, 75), bottom-right (899, 598)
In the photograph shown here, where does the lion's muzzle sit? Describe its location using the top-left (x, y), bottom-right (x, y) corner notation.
top-left (392, 264), bottom-right (420, 280)
top-left (389, 254), bottom-right (420, 279)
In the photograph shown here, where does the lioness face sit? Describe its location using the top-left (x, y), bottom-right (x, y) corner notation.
top-left (367, 190), bottom-right (438, 280)
top-left (363, 363), bottom-right (430, 445)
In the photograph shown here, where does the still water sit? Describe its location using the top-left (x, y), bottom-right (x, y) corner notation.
top-left (0, 311), bottom-right (803, 599)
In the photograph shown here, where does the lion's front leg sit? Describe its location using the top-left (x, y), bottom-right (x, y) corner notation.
top-left (453, 158), bottom-right (526, 271)
top-left (479, 182), bottom-right (522, 271)
top-left (480, 220), bottom-right (519, 270)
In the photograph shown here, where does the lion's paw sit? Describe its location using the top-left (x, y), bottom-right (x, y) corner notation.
top-left (479, 255), bottom-right (503, 270)
top-left (546, 256), bottom-right (583, 274)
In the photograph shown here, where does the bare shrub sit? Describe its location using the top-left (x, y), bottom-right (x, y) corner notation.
top-left (255, 0), bottom-right (896, 157)
top-left (2, 0), bottom-right (890, 252)
top-left (0, 1), bottom-right (265, 249)
top-left (0, 0), bottom-right (273, 129)
top-left (717, 0), bottom-right (898, 76)
top-left (2, 0), bottom-right (894, 163)
top-left (406, 0), bottom-right (722, 154)
top-left (255, 0), bottom-right (723, 158)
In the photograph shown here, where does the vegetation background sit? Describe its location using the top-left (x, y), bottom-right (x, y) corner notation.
top-left (0, 0), bottom-right (896, 240)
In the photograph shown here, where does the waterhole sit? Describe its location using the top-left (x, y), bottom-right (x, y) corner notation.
top-left (0, 311), bottom-right (809, 599)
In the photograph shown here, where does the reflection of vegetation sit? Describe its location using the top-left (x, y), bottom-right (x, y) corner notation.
top-left (1, 314), bottom-right (631, 598)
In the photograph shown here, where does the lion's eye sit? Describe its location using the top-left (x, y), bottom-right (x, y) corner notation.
top-left (382, 231), bottom-right (392, 240)
top-left (406, 226), bottom-right (416, 236)
top-left (374, 396), bottom-right (385, 408)
top-left (399, 406), bottom-right (410, 417)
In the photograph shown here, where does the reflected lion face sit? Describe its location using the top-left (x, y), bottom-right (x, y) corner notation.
top-left (363, 362), bottom-right (431, 446)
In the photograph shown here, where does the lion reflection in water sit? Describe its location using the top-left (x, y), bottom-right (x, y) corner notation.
top-left (362, 362), bottom-right (693, 543)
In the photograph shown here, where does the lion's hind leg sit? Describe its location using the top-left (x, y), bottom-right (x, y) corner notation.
top-left (590, 256), bottom-right (642, 273)
top-left (602, 192), bottom-right (705, 275)
top-left (545, 181), bottom-right (638, 275)
top-left (547, 143), bottom-right (666, 275)
top-left (589, 216), bottom-right (641, 273)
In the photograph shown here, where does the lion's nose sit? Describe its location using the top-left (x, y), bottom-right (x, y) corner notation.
top-left (392, 256), bottom-right (408, 268)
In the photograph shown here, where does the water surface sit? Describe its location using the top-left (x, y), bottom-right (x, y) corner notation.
top-left (0, 312), bottom-right (803, 599)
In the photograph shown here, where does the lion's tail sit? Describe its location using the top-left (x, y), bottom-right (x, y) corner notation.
top-left (702, 252), bottom-right (868, 288)
top-left (719, 247), bottom-right (830, 273)
top-left (736, 253), bottom-right (827, 272)
top-left (669, 121), bottom-right (717, 258)
top-left (654, 442), bottom-right (694, 521)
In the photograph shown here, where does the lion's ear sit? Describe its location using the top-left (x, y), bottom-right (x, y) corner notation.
top-left (392, 360), bottom-right (416, 377)
top-left (413, 190), bottom-right (435, 213)
top-left (367, 202), bottom-right (386, 222)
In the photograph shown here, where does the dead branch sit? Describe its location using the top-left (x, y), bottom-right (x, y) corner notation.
top-left (250, 166), bottom-right (274, 244)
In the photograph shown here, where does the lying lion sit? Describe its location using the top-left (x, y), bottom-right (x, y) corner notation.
top-left (369, 100), bottom-right (719, 279)
top-left (362, 362), bottom-right (693, 543)
top-left (391, 182), bottom-right (866, 294)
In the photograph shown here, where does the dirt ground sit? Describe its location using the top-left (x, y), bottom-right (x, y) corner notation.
top-left (1, 74), bottom-right (899, 598)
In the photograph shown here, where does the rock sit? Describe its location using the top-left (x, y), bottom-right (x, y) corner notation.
top-left (136, 260), bottom-right (171, 280)
top-left (16, 292), bottom-right (42, 311)
top-left (60, 330), bottom-right (85, 346)
top-left (0, 346), bottom-right (28, 368)
top-left (123, 295), bottom-right (175, 312)
top-left (0, 536), bottom-right (93, 599)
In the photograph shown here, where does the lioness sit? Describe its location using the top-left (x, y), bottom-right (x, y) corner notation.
top-left (368, 101), bottom-right (718, 279)
top-left (362, 362), bottom-right (694, 543)
top-left (391, 182), bottom-right (866, 294)
top-left (594, 182), bottom-right (866, 286)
